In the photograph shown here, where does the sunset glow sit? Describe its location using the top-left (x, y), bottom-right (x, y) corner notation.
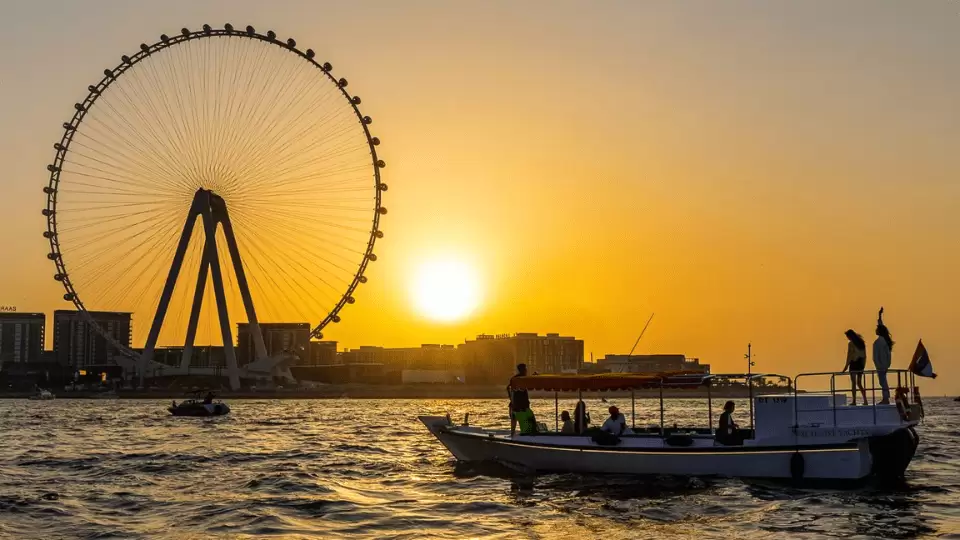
top-left (411, 258), bottom-right (481, 322)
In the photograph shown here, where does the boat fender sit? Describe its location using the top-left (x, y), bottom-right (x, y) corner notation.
top-left (790, 452), bottom-right (804, 481)
top-left (665, 434), bottom-right (694, 447)
top-left (591, 431), bottom-right (621, 446)
top-left (909, 427), bottom-right (920, 453)
top-left (896, 399), bottom-right (908, 421)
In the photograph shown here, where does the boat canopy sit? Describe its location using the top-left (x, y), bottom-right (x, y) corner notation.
top-left (510, 372), bottom-right (707, 391)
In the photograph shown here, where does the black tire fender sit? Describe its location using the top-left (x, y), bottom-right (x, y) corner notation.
top-left (790, 452), bottom-right (805, 481)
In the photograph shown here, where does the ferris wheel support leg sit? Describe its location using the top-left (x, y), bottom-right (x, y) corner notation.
top-left (181, 241), bottom-right (211, 371)
top-left (218, 206), bottom-right (269, 362)
top-left (139, 196), bottom-right (204, 386)
top-left (202, 208), bottom-right (242, 391)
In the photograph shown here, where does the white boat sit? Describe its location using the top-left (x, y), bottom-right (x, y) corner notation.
top-left (420, 370), bottom-right (924, 482)
top-left (28, 389), bottom-right (55, 401)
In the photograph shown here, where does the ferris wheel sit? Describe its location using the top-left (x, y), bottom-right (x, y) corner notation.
top-left (42, 24), bottom-right (387, 383)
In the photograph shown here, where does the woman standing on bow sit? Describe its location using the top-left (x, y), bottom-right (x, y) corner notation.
top-left (843, 329), bottom-right (868, 405)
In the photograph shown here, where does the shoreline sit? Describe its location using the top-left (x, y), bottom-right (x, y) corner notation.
top-left (0, 385), bottom-right (792, 400)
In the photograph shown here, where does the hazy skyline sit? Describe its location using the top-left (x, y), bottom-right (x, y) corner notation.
top-left (1, 1), bottom-right (958, 392)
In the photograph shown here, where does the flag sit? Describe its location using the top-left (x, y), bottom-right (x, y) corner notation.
top-left (908, 339), bottom-right (937, 378)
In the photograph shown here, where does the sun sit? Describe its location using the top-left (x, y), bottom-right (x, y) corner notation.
top-left (411, 258), bottom-right (481, 322)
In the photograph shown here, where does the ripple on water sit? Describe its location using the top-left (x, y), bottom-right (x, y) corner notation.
top-left (0, 398), bottom-right (957, 539)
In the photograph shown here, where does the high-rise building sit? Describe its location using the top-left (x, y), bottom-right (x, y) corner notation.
top-left (309, 341), bottom-right (338, 366)
top-left (597, 354), bottom-right (710, 374)
top-left (0, 313), bottom-right (45, 365)
top-left (337, 344), bottom-right (458, 371)
top-left (53, 310), bottom-right (132, 368)
top-left (457, 333), bottom-right (584, 383)
top-left (237, 322), bottom-right (311, 366)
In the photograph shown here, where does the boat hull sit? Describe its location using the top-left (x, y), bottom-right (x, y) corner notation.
top-left (420, 416), bottom-right (915, 481)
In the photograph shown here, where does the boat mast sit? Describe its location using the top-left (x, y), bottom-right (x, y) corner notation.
top-left (746, 343), bottom-right (756, 431)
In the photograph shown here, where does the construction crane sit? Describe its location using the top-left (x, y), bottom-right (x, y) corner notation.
top-left (627, 313), bottom-right (655, 357)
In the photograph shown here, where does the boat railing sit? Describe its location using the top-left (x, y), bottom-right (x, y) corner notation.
top-left (792, 369), bottom-right (919, 428)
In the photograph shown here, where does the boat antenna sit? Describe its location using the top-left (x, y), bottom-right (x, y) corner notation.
top-left (628, 313), bottom-right (655, 357)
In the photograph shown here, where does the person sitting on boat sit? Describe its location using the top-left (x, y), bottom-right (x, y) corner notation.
top-left (843, 329), bottom-right (868, 405)
top-left (560, 410), bottom-right (575, 434)
top-left (508, 364), bottom-right (532, 436)
top-left (601, 406), bottom-right (631, 435)
top-left (717, 401), bottom-right (743, 445)
top-left (203, 392), bottom-right (214, 405)
top-left (574, 400), bottom-right (591, 434)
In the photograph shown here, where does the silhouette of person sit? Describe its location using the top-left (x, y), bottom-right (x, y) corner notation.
top-left (843, 329), bottom-right (868, 405)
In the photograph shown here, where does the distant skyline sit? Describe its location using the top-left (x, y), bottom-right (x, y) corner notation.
top-left (1, 1), bottom-right (958, 393)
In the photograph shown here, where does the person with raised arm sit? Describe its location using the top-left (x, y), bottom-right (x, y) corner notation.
top-left (873, 307), bottom-right (894, 404)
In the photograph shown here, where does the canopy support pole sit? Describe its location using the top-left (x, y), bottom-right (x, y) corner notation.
top-left (659, 381), bottom-right (665, 438)
top-left (631, 389), bottom-right (635, 430)
top-left (707, 380), bottom-right (713, 434)
top-left (555, 391), bottom-right (559, 432)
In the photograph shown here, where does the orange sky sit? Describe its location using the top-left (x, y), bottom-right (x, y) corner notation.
top-left (0, 1), bottom-right (958, 393)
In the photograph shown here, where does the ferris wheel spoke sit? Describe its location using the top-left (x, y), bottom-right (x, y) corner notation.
top-left (67, 213), bottom-right (183, 277)
top-left (247, 173), bottom-right (373, 195)
top-left (154, 49), bottom-right (206, 178)
top-left (96, 89), bottom-right (192, 183)
top-left (229, 210), bottom-right (356, 294)
top-left (58, 210), bottom-right (175, 245)
top-left (115, 68), bottom-right (191, 168)
top-left (70, 128), bottom-right (189, 192)
top-left (82, 217), bottom-right (184, 308)
top-left (215, 54), bottom-right (292, 170)
top-left (231, 225), bottom-right (306, 323)
top-left (235, 208), bottom-right (369, 257)
top-left (91, 228), bottom-right (180, 309)
top-left (126, 61), bottom-right (199, 177)
top-left (231, 96), bottom-right (354, 185)
top-left (69, 132), bottom-right (181, 187)
top-left (65, 142), bottom-right (186, 193)
top-left (255, 121), bottom-right (364, 180)
top-left (60, 160), bottom-right (184, 196)
top-left (233, 85), bottom-right (345, 179)
top-left (214, 48), bottom-right (275, 173)
top-left (228, 201), bottom-right (373, 233)
top-left (231, 211), bottom-right (361, 280)
top-left (79, 116), bottom-right (192, 191)
top-left (228, 216), bottom-right (328, 321)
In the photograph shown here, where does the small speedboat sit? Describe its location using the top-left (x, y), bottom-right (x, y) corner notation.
top-left (168, 392), bottom-right (230, 417)
top-left (28, 389), bottom-right (55, 401)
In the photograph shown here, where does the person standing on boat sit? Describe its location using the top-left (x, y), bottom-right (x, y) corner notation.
top-left (843, 329), bottom-right (868, 405)
top-left (508, 364), bottom-right (531, 436)
top-left (873, 307), bottom-right (894, 404)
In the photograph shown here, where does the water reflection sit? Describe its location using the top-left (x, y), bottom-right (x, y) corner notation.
top-left (0, 398), bottom-right (955, 538)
